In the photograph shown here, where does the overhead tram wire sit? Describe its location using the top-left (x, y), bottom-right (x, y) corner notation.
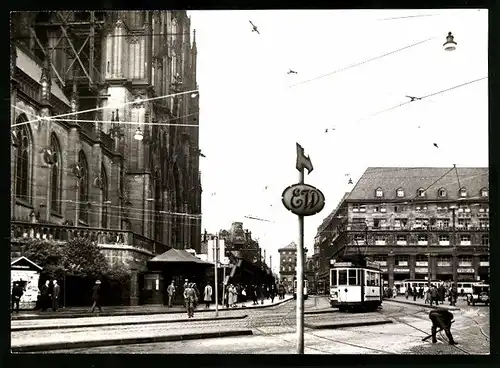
top-left (352, 76), bottom-right (488, 126)
top-left (289, 37), bottom-right (435, 88)
top-left (14, 89), bottom-right (199, 127)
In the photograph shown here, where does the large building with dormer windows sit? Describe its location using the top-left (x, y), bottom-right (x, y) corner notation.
top-left (315, 167), bottom-right (490, 290)
top-left (10, 11), bottom-right (202, 304)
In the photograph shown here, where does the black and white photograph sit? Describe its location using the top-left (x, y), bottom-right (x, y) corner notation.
top-left (10, 8), bottom-right (490, 355)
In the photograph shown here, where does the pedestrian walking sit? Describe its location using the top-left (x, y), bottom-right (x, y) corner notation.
top-left (183, 279), bottom-right (189, 307)
top-left (269, 284), bottom-right (276, 303)
top-left (419, 286), bottom-right (424, 299)
top-left (184, 283), bottom-right (197, 318)
top-left (260, 284), bottom-right (266, 305)
top-left (11, 282), bottom-right (24, 314)
top-left (438, 283), bottom-right (445, 305)
top-left (430, 285), bottom-right (438, 307)
top-left (413, 286), bottom-right (417, 301)
top-left (167, 281), bottom-right (176, 307)
top-left (52, 280), bottom-right (60, 312)
top-left (40, 280), bottom-right (50, 312)
top-left (204, 282), bottom-right (213, 308)
top-left (192, 283), bottom-right (200, 308)
top-left (428, 308), bottom-right (457, 345)
top-left (392, 286), bottom-right (397, 298)
top-left (425, 288), bottom-right (431, 304)
top-left (90, 280), bottom-right (102, 313)
top-left (450, 285), bottom-right (458, 306)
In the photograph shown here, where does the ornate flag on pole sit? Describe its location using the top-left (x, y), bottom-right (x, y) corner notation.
top-left (296, 143), bottom-right (314, 174)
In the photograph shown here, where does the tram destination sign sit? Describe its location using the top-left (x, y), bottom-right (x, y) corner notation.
top-left (282, 183), bottom-right (325, 216)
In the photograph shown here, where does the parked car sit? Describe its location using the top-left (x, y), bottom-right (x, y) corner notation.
top-left (467, 284), bottom-right (489, 306)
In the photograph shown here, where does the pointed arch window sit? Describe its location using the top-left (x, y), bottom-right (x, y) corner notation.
top-left (101, 164), bottom-right (109, 228)
top-left (459, 187), bottom-right (467, 198)
top-left (15, 116), bottom-right (31, 201)
top-left (50, 134), bottom-right (62, 214)
top-left (438, 188), bottom-right (447, 198)
top-left (417, 188), bottom-right (426, 197)
top-left (78, 151), bottom-right (89, 223)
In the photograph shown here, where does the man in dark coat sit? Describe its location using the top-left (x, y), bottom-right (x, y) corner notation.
top-left (52, 280), bottom-right (60, 312)
top-left (90, 280), bottom-right (102, 313)
top-left (430, 285), bottom-right (438, 307)
top-left (11, 282), bottom-right (24, 314)
top-left (438, 284), bottom-right (446, 305)
top-left (413, 286), bottom-right (418, 301)
top-left (40, 280), bottom-right (50, 311)
top-left (429, 308), bottom-right (456, 345)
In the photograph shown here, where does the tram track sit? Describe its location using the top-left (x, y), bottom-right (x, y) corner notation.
top-left (248, 298), bottom-right (393, 354)
top-left (375, 303), bottom-right (473, 355)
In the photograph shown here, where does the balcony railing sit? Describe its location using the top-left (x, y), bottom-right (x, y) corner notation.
top-left (10, 221), bottom-right (168, 255)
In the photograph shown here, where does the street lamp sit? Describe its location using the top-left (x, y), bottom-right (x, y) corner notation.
top-left (134, 127), bottom-right (144, 141)
top-left (443, 32), bottom-right (457, 51)
top-left (449, 203), bottom-right (458, 285)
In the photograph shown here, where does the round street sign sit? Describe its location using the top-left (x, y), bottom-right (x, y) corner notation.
top-left (282, 183), bottom-right (325, 216)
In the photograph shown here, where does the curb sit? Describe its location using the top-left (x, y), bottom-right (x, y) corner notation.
top-left (11, 297), bottom-right (294, 321)
top-left (305, 319), bottom-right (393, 329)
top-left (385, 299), bottom-right (461, 311)
top-left (11, 314), bottom-right (248, 332)
top-left (304, 309), bottom-right (339, 315)
top-left (11, 329), bottom-right (254, 353)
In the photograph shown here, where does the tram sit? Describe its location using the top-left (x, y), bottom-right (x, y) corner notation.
top-left (293, 279), bottom-right (309, 300)
top-left (329, 256), bottom-right (382, 311)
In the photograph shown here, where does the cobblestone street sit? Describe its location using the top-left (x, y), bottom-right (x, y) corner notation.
top-left (17, 296), bottom-right (489, 354)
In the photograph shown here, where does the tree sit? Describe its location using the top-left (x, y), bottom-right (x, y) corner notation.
top-left (62, 237), bottom-right (109, 279)
top-left (22, 239), bottom-right (66, 279)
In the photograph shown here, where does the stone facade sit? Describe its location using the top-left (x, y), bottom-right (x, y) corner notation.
top-left (315, 167), bottom-right (490, 290)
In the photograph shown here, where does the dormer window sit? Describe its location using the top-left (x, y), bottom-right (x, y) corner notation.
top-left (438, 188), bottom-right (447, 197)
top-left (417, 188), bottom-right (425, 197)
top-left (459, 187), bottom-right (467, 198)
top-left (375, 188), bottom-right (383, 198)
top-left (396, 188), bottom-right (405, 197)
top-left (481, 188), bottom-right (489, 197)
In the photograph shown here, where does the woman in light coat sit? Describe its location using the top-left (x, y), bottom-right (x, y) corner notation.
top-left (203, 282), bottom-right (213, 308)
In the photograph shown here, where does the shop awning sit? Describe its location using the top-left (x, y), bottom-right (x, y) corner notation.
top-left (148, 248), bottom-right (213, 265)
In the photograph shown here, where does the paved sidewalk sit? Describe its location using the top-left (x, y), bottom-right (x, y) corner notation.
top-left (11, 312), bottom-right (248, 331)
top-left (384, 295), bottom-right (463, 310)
top-left (11, 295), bottom-right (293, 320)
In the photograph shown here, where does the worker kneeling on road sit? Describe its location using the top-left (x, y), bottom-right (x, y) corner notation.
top-left (429, 308), bottom-right (457, 345)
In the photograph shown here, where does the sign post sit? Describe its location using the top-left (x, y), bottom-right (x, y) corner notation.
top-left (214, 234), bottom-right (219, 318)
top-left (282, 143), bottom-right (325, 354)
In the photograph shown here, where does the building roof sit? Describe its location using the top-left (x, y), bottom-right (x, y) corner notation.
top-left (347, 167), bottom-right (488, 201)
top-left (278, 242), bottom-right (297, 252)
top-left (148, 248), bottom-right (213, 265)
top-left (11, 256), bottom-right (43, 270)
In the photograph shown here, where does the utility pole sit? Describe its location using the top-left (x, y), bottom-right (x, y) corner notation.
top-left (451, 207), bottom-right (457, 285)
top-left (296, 169), bottom-right (305, 354)
top-left (282, 143), bottom-right (325, 355)
top-left (214, 234), bottom-right (219, 317)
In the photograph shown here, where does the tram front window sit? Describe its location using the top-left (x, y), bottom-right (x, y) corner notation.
top-left (338, 270), bottom-right (348, 285)
top-left (348, 269), bottom-right (357, 285)
top-left (330, 270), bottom-right (337, 286)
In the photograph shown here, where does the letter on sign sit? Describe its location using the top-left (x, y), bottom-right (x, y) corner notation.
top-left (282, 183), bottom-right (325, 216)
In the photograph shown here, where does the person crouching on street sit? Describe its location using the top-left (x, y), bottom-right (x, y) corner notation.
top-left (184, 283), bottom-right (197, 318)
top-left (204, 282), bottom-right (213, 308)
top-left (428, 308), bottom-right (457, 345)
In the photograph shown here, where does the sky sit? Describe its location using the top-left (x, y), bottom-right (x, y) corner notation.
top-left (187, 9), bottom-right (488, 275)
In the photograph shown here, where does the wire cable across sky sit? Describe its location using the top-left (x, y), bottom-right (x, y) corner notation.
top-left (289, 36), bottom-right (436, 88)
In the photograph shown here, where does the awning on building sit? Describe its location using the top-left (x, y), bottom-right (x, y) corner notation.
top-left (148, 248), bottom-right (213, 265)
